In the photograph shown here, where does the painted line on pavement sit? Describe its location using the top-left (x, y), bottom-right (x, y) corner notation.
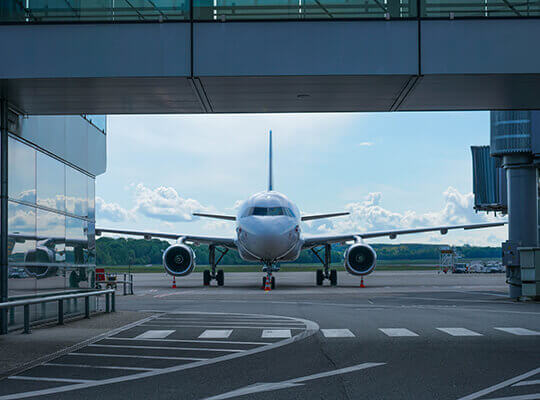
top-left (104, 337), bottom-right (271, 346)
top-left (321, 329), bottom-right (355, 338)
top-left (436, 328), bottom-right (483, 337)
top-left (512, 380), bottom-right (540, 387)
top-left (88, 344), bottom-right (245, 352)
top-left (261, 330), bottom-right (291, 338)
top-left (379, 328), bottom-right (419, 337)
top-left (9, 376), bottom-right (94, 384)
top-left (457, 367), bottom-right (540, 400)
top-left (68, 352), bottom-right (208, 361)
top-left (494, 328), bottom-right (540, 336)
top-left (140, 324), bottom-right (305, 330)
top-left (42, 363), bottom-right (158, 372)
top-left (199, 330), bottom-right (233, 339)
top-left (134, 330), bottom-right (175, 339)
top-left (202, 362), bottom-right (386, 400)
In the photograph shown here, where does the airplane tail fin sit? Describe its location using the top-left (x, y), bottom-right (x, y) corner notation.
top-left (268, 130), bottom-right (273, 191)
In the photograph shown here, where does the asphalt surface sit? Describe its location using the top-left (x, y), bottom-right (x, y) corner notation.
top-left (1, 270), bottom-right (539, 400)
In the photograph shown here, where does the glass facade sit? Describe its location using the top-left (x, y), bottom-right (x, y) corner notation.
top-left (7, 134), bottom-right (96, 300)
top-left (1, 0), bottom-right (539, 20)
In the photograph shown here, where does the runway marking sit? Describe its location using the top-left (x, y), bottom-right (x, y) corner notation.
top-left (436, 328), bottom-right (483, 337)
top-left (396, 296), bottom-right (515, 304)
top-left (0, 313), bottom-right (318, 400)
top-left (8, 376), bottom-right (95, 384)
top-left (199, 330), bottom-right (233, 339)
top-left (457, 367), bottom-right (540, 400)
top-left (321, 329), bottom-right (355, 338)
top-left (140, 324), bottom-right (305, 330)
top-left (379, 328), bottom-right (419, 337)
top-left (42, 363), bottom-right (158, 372)
top-left (87, 344), bottom-right (244, 353)
top-left (262, 329), bottom-right (291, 338)
top-left (68, 352), bottom-right (208, 361)
top-left (494, 328), bottom-right (540, 336)
top-left (513, 380), bottom-right (540, 387)
top-left (105, 337), bottom-right (270, 346)
top-left (202, 362), bottom-right (386, 400)
top-left (134, 330), bottom-right (175, 339)
top-left (482, 395), bottom-right (540, 399)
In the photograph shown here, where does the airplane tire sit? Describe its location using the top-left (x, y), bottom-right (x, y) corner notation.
top-left (316, 269), bottom-right (324, 286)
top-left (203, 270), bottom-right (211, 286)
top-left (330, 269), bottom-right (337, 286)
top-left (216, 269), bottom-right (224, 286)
top-left (262, 277), bottom-right (267, 289)
top-left (271, 276), bottom-right (275, 289)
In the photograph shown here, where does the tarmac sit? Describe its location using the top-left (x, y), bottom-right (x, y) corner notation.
top-left (0, 270), bottom-right (538, 400)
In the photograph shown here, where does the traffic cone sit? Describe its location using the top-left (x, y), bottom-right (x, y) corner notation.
top-left (172, 276), bottom-right (177, 289)
top-left (360, 277), bottom-right (365, 288)
top-left (264, 276), bottom-right (272, 292)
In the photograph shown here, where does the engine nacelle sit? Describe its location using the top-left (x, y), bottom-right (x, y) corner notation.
top-left (24, 247), bottom-right (58, 279)
top-left (344, 243), bottom-right (377, 276)
top-left (163, 244), bottom-right (196, 276)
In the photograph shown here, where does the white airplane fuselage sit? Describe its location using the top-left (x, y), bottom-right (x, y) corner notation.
top-left (236, 191), bottom-right (303, 264)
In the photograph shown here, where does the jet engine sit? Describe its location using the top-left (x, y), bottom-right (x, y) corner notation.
top-left (24, 246), bottom-right (58, 279)
top-left (163, 244), bottom-right (196, 276)
top-left (344, 243), bottom-right (377, 276)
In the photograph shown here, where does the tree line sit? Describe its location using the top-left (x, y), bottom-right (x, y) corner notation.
top-left (96, 237), bottom-right (501, 266)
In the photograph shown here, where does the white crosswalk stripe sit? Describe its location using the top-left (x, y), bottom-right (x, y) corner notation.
top-left (134, 330), bottom-right (175, 339)
top-left (494, 327), bottom-right (540, 336)
top-left (198, 330), bottom-right (233, 339)
top-left (262, 329), bottom-right (291, 338)
top-left (379, 328), bottom-right (419, 337)
top-left (437, 328), bottom-right (483, 336)
top-left (321, 329), bottom-right (355, 338)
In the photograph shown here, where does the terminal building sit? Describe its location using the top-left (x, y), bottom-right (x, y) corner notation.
top-left (1, 108), bottom-right (106, 332)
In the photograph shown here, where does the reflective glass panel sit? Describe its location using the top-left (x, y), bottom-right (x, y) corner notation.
top-left (8, 137), bottom-right (36, 204)
top-left (66, 217), bottom-right (88, 266)
top-left (66, 167), bottom-right (88, 217)
top-left (37, 151), bottom-right (66, 212)
top-left (88, 177), bottom-right (95, 221)
top-left (8, 202), bottom-right (37, 296)
top-left (85, 115), bottom-right (107, 132)
top-left (37, 209), bottom-right (66, 265)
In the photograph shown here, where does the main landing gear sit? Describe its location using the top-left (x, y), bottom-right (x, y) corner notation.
top-left (203, 245), bottom-right (228, 286)
top-left (312, 244), bottom-right (337, 286)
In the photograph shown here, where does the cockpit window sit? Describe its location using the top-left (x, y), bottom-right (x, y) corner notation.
top-left (242, 207), bottom-right (295, 217)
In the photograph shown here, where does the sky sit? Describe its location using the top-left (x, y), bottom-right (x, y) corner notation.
top-left (96, 112), bottom-right (507, 247)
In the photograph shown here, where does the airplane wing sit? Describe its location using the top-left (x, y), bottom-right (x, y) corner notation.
top-left (192, 213), bottom-right (236, 221)
top-left (302, 221), bottom-right (506, 249)
top-left (95, 228), bottom-right (237, 249)
top-left (301, 212), bottom-right (349, 221)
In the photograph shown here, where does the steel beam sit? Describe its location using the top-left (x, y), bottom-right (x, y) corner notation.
top-left (0, 99), bottom-right (8, 335)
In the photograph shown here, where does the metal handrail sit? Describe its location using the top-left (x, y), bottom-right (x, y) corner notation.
top-left (0, 289), bottom-right (115, 334)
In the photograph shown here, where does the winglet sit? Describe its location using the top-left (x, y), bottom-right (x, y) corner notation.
top-left (268, 130), bottom-right (273, 191)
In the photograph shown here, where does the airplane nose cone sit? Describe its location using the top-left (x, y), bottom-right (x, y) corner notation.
top-left (240, 217), bottom-right (297, 260)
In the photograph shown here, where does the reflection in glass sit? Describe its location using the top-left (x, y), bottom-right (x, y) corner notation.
top-left (88, 177), bottom-right (95, 220)
top-left (66, 167), bottom-right (88, 217)
top-left (8, 202), bottom-right (37, 296)
top-left (85, 115), bottom-right (107, 132)
top-left (37, 151), bottom-right (66, 212)
top-left (8, 137), bottom-right (36, 203)
top-left (66, 217), bottom-right (88, 266)
top-left (37, 209), bottom-right (66, 264)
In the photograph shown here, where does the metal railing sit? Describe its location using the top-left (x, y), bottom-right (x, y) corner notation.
top-left (0, 289), bottom-right (115, 334)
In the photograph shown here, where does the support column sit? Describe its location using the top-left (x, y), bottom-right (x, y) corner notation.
top-left (504, 154), bottom-right (539, 299)
top-left (1, 99), bottom-right (8, 334)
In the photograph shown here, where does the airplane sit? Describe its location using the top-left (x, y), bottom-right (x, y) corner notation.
top-left (96, 131), bottom-right (506, 289)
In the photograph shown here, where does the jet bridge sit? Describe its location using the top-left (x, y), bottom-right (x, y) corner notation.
top-left (472, 111), bottom-right (540, 298)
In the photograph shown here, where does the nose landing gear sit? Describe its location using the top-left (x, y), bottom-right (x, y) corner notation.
top-left (312, 244), bottom-right (338, 286)
top-left (261, 262), bottom-right (279, 290)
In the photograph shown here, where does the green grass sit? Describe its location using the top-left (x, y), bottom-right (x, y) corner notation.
top-left (101, 261), bottom-right (440, 274)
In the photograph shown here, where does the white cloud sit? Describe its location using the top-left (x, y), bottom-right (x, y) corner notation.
top-left (132, 183), bottom-right (210, 222)
top-left (96, 197), bottom-right (133, 223)
top-left (358, 142), bottom-right (374, 147)
top-left (303, 187), bottom-right (506, 245)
